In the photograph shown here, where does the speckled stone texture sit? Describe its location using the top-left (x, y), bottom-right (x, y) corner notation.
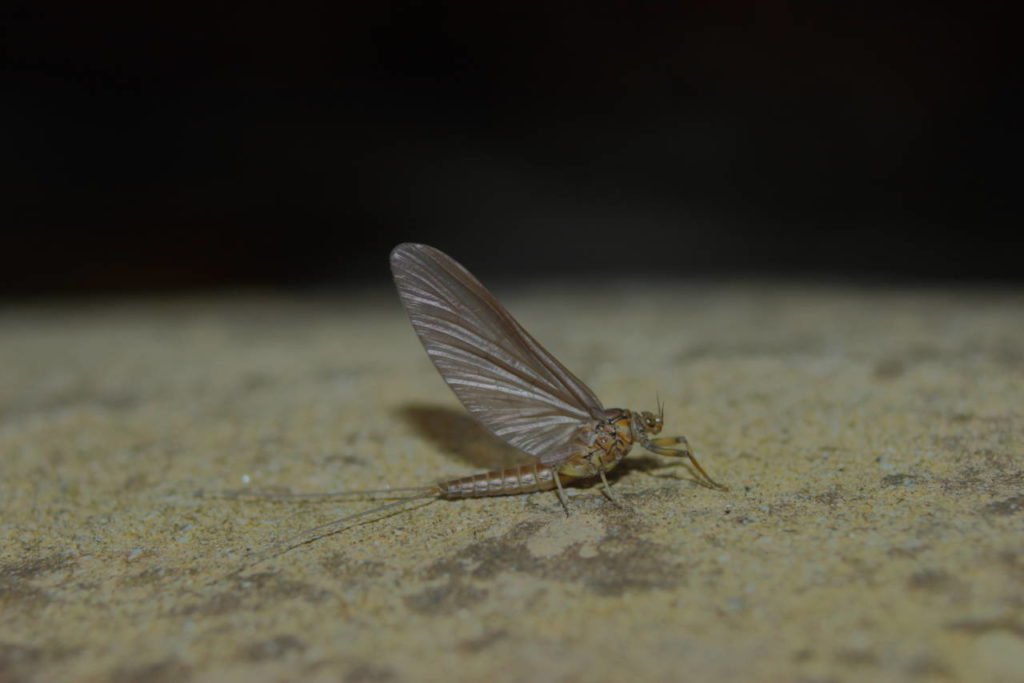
top-left (1, 284), bottom-right (1022, 683)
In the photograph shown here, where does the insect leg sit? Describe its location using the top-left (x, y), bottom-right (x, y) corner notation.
top-left (598, 468), bottom-right (627, 509)
top-left (644, 435), bottom-right (728, 491)
top-left (552, 470), bottom-right (571, 516)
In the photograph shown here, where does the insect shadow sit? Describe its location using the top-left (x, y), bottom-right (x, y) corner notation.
top-left (396, 402), bottom-right (690, 488)
top-left (397, 403), bottom-right (532, 470)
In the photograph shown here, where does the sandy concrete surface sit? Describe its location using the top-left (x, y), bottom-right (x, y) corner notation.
top-left (1, 283), bottom-right (1022, 683)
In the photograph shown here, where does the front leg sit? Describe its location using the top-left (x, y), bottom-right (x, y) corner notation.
top-left (644, 435), bottom-right (729, 491)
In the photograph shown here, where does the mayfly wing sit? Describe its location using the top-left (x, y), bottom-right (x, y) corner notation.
top-left (390, 243), bottom-right (606, 464)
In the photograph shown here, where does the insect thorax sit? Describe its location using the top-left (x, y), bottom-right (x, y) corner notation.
top-left (604, 409), bottom-right (637, 449)
top-left (556, 409), bottom-right (636, 479)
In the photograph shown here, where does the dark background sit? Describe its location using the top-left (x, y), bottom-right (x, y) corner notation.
top-left (3, 3), bottom-right (1018, 297)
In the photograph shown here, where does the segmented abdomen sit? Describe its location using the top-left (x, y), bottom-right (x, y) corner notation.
top-left (440, 462), bottom-right (557, 499)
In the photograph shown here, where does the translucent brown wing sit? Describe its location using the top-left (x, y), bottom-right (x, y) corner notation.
top-left (390, 243), bottom-right (606, 464)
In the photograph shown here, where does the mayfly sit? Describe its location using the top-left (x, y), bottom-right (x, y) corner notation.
top-left (227, 243), bottom-right (726, 569)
